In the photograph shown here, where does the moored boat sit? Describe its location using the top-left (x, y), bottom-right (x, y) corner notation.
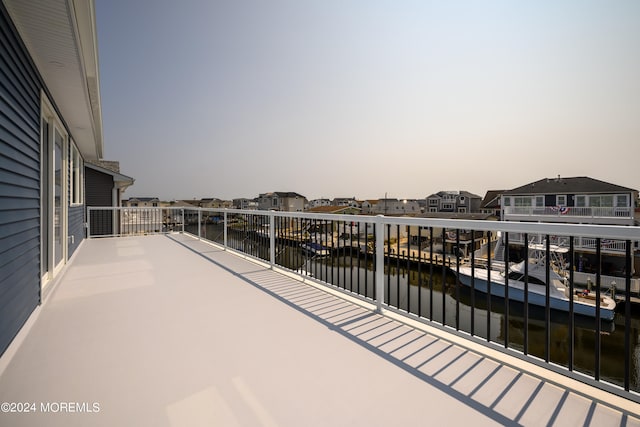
top-left (300, 242), bottom-right (330, 257)
top-left (457, 246), bottom-right (616, 321)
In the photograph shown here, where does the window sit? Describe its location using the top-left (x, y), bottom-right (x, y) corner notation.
top-left (576, 195), bottom-right (586, 207)
top-left (429, 199), bottom-right (438, 206)
top-left (458, 207), bottom-right (467, 213)
top-left (503, 197), bottom-right (511, 206)
top-left (272, 198), bottom-right (278, 207)
top-left (514, 197), bottom-right (532, 207)
top-left (535, 196), bottom-right (544, 207)
top-left (70, 143), bottom-right (83, 205)
top-left (589, 195), bottom-right (613, 207)
top-left (556, 195), bottom-right (566, 206)
top-left (442, 203), bottom-right (454, 210)
top-left (429, 207), bottom-right (437, 213)
top-left (616, 194), bottom-right (628, 207)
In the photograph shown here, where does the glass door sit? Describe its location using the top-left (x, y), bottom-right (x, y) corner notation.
top-left (54, 129), bottom-right (63, 267)
top-left (41, 117), bottom-right (50, 279)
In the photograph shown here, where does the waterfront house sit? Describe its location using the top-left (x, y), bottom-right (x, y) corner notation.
top-left (0, 1), bottom-right (104, 355)
top-left (501, 176), bottom-right (637, 226)
top-left (360, 200), bottom-right (379, 215)
top-left (362, 198), bottom-right (421, 215)
top-left (198, 198), bottom-right (232, 209)
top-left (123, 197), bottom-right (160, 208)
top-left (85, 160), bottom-right (135, 236)
top-left (332, 197), bottom-right (360, 208)
top-left (233, 198), bottom-right (258, 210)
top-left (308, 198), bottom-right (332, 208)
top-left (258, 191), bottom-right (307, 212)
top-left (479, 190), bottom-right (506, 218)
top-left (501, 176), bottom-right (640, 277)
top-left (426, 191), bottom-right (482, 214)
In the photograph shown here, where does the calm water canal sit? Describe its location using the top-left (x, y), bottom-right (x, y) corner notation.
top-left (191, 224), bottom-right (640, 392)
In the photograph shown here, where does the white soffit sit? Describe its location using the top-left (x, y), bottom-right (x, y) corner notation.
top-left (4, 0), bottom-right (103, 160)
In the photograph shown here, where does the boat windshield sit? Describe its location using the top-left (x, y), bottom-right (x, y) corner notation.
top-left (507, 271), bottom-right (547, 286)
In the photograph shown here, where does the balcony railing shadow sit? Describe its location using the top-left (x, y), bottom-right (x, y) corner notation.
top-left (167, 234), bottom-right (638, 425)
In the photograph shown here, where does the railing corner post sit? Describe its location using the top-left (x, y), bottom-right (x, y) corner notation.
top-left (375, 215), bottom-right (385, 314)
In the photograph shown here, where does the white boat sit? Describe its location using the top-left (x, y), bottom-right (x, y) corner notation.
top-left (300, 242), bottom-right (330, 257)
top-left (457, 245), bottom-right (617, 321)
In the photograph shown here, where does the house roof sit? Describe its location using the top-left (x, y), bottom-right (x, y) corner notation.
top-left (480, 190), bottom-right (507, 209)
top-left (262, 192), bottom-right (306, 198)
top-left (129, 197), bottom-right (159, 202)
top-left (504, 177), bottom-right (636, 195)
top-left (85, 162), bottom-right (134, 190)
top-left (427, 191), bottom-right (482, 199)
top-left (4, 0), bottom-right (103, 160)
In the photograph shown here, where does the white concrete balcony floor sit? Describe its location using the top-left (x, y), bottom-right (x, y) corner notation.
top-left (0, 234), bottom-right (639, 426)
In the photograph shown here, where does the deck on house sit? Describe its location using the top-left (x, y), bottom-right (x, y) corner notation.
top-left (0, 234), bottom-right (639, 427)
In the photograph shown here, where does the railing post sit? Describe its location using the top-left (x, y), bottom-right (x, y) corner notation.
top-left (181, 209), bottom-right (185, 233)
top-left (223, 210), bottom-right (228, 249)
top-left (198, 209), bottom-right (202, 239)
top-left (375, 215), bottom-right (385, 314)
top-left (269, 213), bottom-right (276, 269)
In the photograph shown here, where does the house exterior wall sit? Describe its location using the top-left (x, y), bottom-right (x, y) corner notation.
top-left (85, 167), bottom-right (114, 236)
top-left (68, 206), bottom-right (84, 256)
top-left (0, 4), bottom-right (45, 356)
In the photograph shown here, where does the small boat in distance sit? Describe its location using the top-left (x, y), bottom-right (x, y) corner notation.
top-left (300, 242), bottom-right (330, 257)
top-left (456, 244), bottom-right (617, 321)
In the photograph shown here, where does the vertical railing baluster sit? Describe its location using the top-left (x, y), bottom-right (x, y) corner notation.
top-left (429, 227), bottom-right (434, 321)
top-left (349, 221), bottom-right (354, 292)
top-left (568, 236), bottom-right (574, 371)
top-left (624, 240), bottom-right (631, 391)
top-left (595, 238), bottom-right (602, 381)
top-left (523, 233), bottom-right (529, 355)
top-left (386, 223), bottom-right (391, 305)
top-left (269, 213), bottom-right (275, 269)
top-left (470, 231), bottom-right (475, 336)
top-left (406, 225), bottom-right (411, 314)
top-left (357, 221), bottom-right (361, 296)
top-left (545, 236), bottom-right (551, 363)
top-left (441, 227), bottom-right (447, 326)
top-left (455, 229), bottom-right (460, 331)
top-left (397, 224), bottom-right (401, 309)
top-left (418, 226), bottom-right (422, 318)
top-left (375, 216), bottom-right (384, 313)
top-left (223, 211), bottom-right (228, 249)
top-left (486, 230), bottom-right (492, 342)
top-left (504, 231), bottom-right (509, 348)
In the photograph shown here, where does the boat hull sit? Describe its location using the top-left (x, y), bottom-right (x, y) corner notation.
top-left (457, 268), bottom-right (615, 321)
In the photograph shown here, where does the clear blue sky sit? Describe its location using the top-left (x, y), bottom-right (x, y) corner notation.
top-left (96, 0), bottom-right (640, 201)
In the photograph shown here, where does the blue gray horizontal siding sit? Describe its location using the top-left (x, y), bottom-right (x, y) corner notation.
top-left (68, 205), bottom-right (84, 257)
top-left (0, 4), bottom-right (43, 356)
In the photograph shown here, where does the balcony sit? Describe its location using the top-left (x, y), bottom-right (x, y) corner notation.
top-left (503, 207), bottom-right (634, 226)
top-left (1, 210), bottom-right (640, 425)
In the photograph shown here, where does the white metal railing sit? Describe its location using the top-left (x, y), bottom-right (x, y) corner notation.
top-left (504, 206), bottom-right (633, 218)
top-left (86, 206), bottom-right (640, 401)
